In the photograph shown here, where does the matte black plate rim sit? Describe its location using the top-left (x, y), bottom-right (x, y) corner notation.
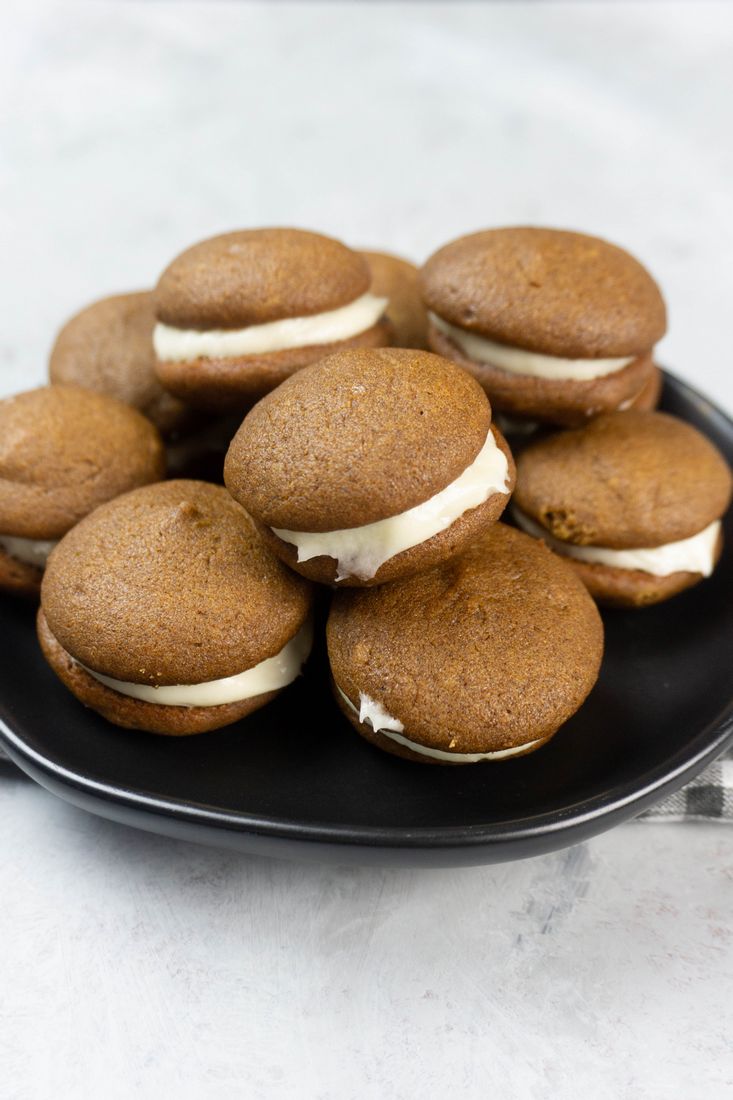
top-left (1, 706), bottom-right (732, 850)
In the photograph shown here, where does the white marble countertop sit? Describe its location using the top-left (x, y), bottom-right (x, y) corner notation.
top-left (1, 3), bottom-right (732, 1096)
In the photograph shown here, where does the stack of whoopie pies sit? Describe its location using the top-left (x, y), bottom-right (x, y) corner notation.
top-left (2, 224), bottom-right (728, 764)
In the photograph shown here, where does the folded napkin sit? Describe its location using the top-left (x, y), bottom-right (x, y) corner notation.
top-left (1, 741), bottom-right (731, 821)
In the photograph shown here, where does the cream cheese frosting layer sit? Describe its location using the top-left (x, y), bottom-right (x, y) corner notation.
top-left (154, 293), bottom-right (388, 362)
top-left (430, 312), bottom-right (635, 381)
top-left (513, 508), bottom-right (721, 578)
top-left (273, 428), bottom-right (511, 581)
top-left (0, 534), bottom-right (58, 568)
top-left (336, 686), bottom-right (542, 762)
top-left (79, 621), bottom-right (313, 707)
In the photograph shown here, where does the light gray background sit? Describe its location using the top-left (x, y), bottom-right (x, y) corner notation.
top-left (1, 3), bottom-right (732, 1097)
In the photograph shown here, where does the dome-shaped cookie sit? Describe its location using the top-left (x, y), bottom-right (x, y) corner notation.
top-left (153, 228), bottom-right (392, 410)
top-left (513, 411), bottom-right (732, 607)
top-left (49, 291), bottom-right (190, 436)
top-left (39, 480), bottom-right (313, 734)
top-left (421, 227), bottom-right (666, 426)
top-left (0, 386), bottom-right (165, 597)
top-left (328, 523), bottom-right (603, 762)
top-left (224, 347), bottom-right (515, 586)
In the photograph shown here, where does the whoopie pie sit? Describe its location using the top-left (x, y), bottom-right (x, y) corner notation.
top-left (513, 411), bottom-right (732, 607)
top-left (38, 481), bottom-right (314, 734)
top-left (153, 228), bottom-right (392, 409)
top-left (420, 227), bottom-right (666, 427)
top-left (49, 291), bottom-right (190, 435)
top-left (224, 347), bottom-right (515, 586)
top-left (49, 291), bottom-right (239, 478)
top-left (328, 523), bottom-right (603, 763)
top-left (0, 386), bottom-right (164, 597)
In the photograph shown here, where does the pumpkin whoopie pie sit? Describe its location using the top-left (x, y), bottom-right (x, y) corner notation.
top-left (513, 411), bottom-right (732, 607)
top-left (360, 251), bottom-right (428, 349)
top-left (224, 347), bottom-right (515, 586)
top-left (0, 386), bottom-right (164, 598)
top-left (328, 523), bottom-right (603, 763)
top-left (153, 228), bottom-right (392, 410)
top-left (50, 291), bottom-right (190, 435)
top-left (48, 290), bottom-right (238, 478)
top-left (420, 227), bottom-right (666, 427)
top-left (38, 481), bottom-right (314, 734)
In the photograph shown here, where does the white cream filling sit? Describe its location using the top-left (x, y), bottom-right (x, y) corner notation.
top-left (0, 534), bottom-right (58, 568)
top-left (430, 312), bottom-right (635, 381)
top-left (513, 507), bottom-right (721, 578)
top-left (80, 620), bottom-right (312, 707)
top-left (154, 293), bottom-right (388, 362)
top-left (273, 429), bottom-right (510, 581)
top-left (336, 686), bottom-right (542, 762)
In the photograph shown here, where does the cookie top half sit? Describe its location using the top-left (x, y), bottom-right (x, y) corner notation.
top-left (49, 291), bottom-right (190, 435)
top-left (224, 347), bottom-right (492, 531)
top-left (155, 228), bottom-right (371, 329)
top-left (420, 227), bottom-right (667, 358)
top-left (41, 480), bottom-right (313, 685)
top-left (514, 411), bottom-right (732, 548)
top-left (328, 523), bottom-right (603, 751)
top-left (0, 386), bottom-right (165, 540)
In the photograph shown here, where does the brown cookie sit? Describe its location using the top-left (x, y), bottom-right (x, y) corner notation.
top-left (153, 228), bottom-right (392, 409)
top-left (0, 386), bottom-right (165, 596)
top-left (361, 251), bottom-right (428, 349)
top-left (224, 348), bottom-right (515, 586)
top-left (513, 411), bottom-right (732, 606)
top-left (156, 228), bottom-right (372, 329)
top-left (327, 523), bottom-right (603, 763)
top-left (39, 480), bottom-right (314, 734)
top-left (421, 227), bottom-right (666, 425)
top-left (420, 227), bottom-right (666, 357)
top-left (49, 291), bottom-right (191, 436)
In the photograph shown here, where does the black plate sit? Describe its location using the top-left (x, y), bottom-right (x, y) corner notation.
top-left (1, 371), bottom-right (732, 867)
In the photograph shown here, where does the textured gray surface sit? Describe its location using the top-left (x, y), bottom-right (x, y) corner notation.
top-left (2, 3), bottom-right (733, 1096)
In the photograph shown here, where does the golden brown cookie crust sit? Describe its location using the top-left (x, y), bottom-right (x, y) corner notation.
top-left (258, 424), bottom-right (515, 586)
top-left (420, 227), bottom-right (667, 357)
top-left (155, 228), bottom-right (371, 329)
top-left (41, 480), bottom-right (313, 685)
top-left (361, 251), bottom-right (428, 349)
top-left (49, 292), bottom-right (191, 436)
top-left (564, 528), bottom-right (723, 607)
top-left (155, 320), bottom-right (392, 412)
top-left (327, 523), bottom-right (603, 755)
top-left (0, 545), bottom-right (43, 598)
top-left (0, 386), bottom-right (165, 539)
top-left (225, 347), bottom-right (494, 531)
top-left (429, 321), bottom-right (655, 426)
top-left (514, 411), bottom-right (732, 548)
top-left (37, 609), bottom-right (277, 735)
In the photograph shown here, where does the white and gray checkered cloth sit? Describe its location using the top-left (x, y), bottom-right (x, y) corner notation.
top-left (1, 742), bottom-right (731, 822)
top-left (635, 748), bottom-right (733, 822)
